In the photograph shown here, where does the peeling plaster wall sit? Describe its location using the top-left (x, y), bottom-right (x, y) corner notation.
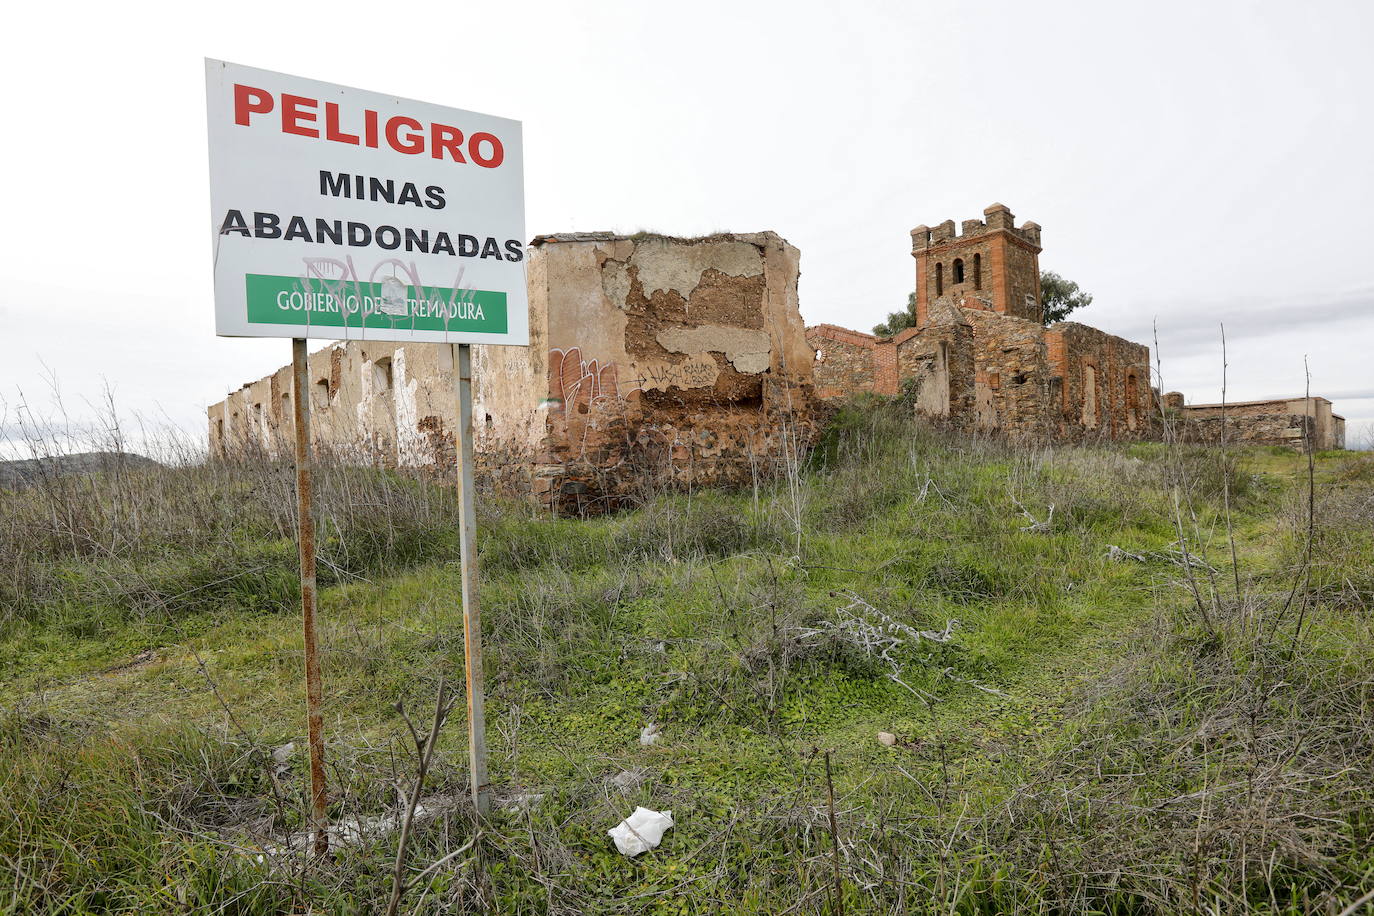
top-left (209, 231), bottom-right (820, 512)
top-left (209, 341), bottom-right (468, 470)
top-left (656, 326), bottom-right (772, 373)
top-left (628, 237), bottom-right (764, 303)
top-left (528, 231), bottom-right (817, 511)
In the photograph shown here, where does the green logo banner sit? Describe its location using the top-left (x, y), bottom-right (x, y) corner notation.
top-left (244, 274), bottom-right (508, 333)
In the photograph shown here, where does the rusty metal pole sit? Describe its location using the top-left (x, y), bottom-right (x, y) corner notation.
top-left (453, 342), bottom-right (490, 816)
top-left (291, 338), bottom-right (330, 854)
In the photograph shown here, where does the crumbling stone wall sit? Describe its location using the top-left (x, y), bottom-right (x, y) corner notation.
top-left (807, 205), bottom-right (1156, 443)
top-left (895, 321), bottom-right (976, 424)
top-left (965, 310), bottom-right (1053, 437)
top-left (1171, 396), bottom-right (1346, 450)
top-left (1044, 322), bottom-right (1154, 441)
top-left (808, 299), bottom-right (1152, 442)
top-left (210, 231), bottom-right (820, 513)
top-left (809, 325), bottom-right (897, 398)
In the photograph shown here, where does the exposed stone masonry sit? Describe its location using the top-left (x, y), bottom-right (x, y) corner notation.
top-left (210, 232), bottom-right (818, 512)
top-left (1168, 395), bottom-right (1345, 450)
top-left (811, 205), bottom-right (1156, 442)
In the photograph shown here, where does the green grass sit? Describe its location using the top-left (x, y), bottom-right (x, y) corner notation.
top-left (2, 403), bottom-right (1372, 913)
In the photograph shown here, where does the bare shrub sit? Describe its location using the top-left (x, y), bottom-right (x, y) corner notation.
top-left (0, 390), bottom-right (460, 629)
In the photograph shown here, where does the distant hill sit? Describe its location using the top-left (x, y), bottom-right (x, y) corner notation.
top-left (0, 451), bottom-right (162, 489)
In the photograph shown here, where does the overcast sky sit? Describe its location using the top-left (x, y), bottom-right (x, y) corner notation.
top-left (3, 0), bottom-right (1371, 453)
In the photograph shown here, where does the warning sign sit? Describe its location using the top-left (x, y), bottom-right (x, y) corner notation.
top-left (205, 59), bottom-right (528, 345)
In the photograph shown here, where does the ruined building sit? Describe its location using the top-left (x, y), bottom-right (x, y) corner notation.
top-left (212, 208), bottom-right (1348, 490)
top-left (209, 232), bottom-right (818, 510)
top-left (808, 204), bottom-right (1156, 439)
top-left (1165, 393), bottom-right (1346, 450)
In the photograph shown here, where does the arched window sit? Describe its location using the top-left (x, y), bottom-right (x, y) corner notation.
top-left (935, 262), bottom-right (944, 296)
top-left (973, 253), bottom-right (982, 290)
top-left (952, 258), bottom-right (965, 284)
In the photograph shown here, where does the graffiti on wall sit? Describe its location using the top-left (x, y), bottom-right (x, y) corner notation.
top-left (546, 346), bottom-right (727, 459)
top-left (548, 349), bottom-right (723, 412)
top-left (549, 348), bottom-right (620, 415)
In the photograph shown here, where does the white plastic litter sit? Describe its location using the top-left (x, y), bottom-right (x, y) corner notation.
top-left (639, 723), bottom-right (662, 746)
top-left (270, 742), bottom-right (295, 780)
top-left (608, 806), bottom-right (674, 856)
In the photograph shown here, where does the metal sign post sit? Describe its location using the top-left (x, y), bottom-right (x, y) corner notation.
top-left (206, 59), bottom-right (526, 831)
top-left (291, 338), bottom-right (330, 853)
top-left (453, 343), bottom-right (489, 815)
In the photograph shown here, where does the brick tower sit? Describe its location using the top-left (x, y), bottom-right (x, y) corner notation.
top-left (910, 203), bottom-right (1043, 327)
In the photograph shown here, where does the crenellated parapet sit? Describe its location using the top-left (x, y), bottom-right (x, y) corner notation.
top-left (911, 203), bottom-right (1045, 326)
top-left (910, 203), bottom-right (1043, 254)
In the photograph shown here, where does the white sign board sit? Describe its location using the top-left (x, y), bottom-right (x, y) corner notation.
top-left (205, 59), bottom-right (528, 345)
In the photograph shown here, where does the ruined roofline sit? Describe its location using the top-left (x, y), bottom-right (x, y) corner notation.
top-left (807, 322), bottom-right (922, 347)
top-left (1179, 396), bottom-right (1334, 410)
top-left (1045, 319), bottom-right (1148, 337)
top-left (911, 202), bottom-right (1042, 253)
top-left (807, 323), bottom-right (879, 342)
top-left (229, 341), bottom-right (342, 394)
top-left (530, 230), bottom-right (790, 248)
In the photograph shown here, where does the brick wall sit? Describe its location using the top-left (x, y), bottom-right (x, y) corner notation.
top-left (913, 204), bottom-right (1043, 326)
top-left (807, 325), bottom-right (903, 398)
top-left (1045, 322), bottom-right (1155, 441)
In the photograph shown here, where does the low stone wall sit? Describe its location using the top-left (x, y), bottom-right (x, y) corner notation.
top-left (1173, 396), bottom-right (1346, 450)
top-left (808, 325), bottom-right (894, 398)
